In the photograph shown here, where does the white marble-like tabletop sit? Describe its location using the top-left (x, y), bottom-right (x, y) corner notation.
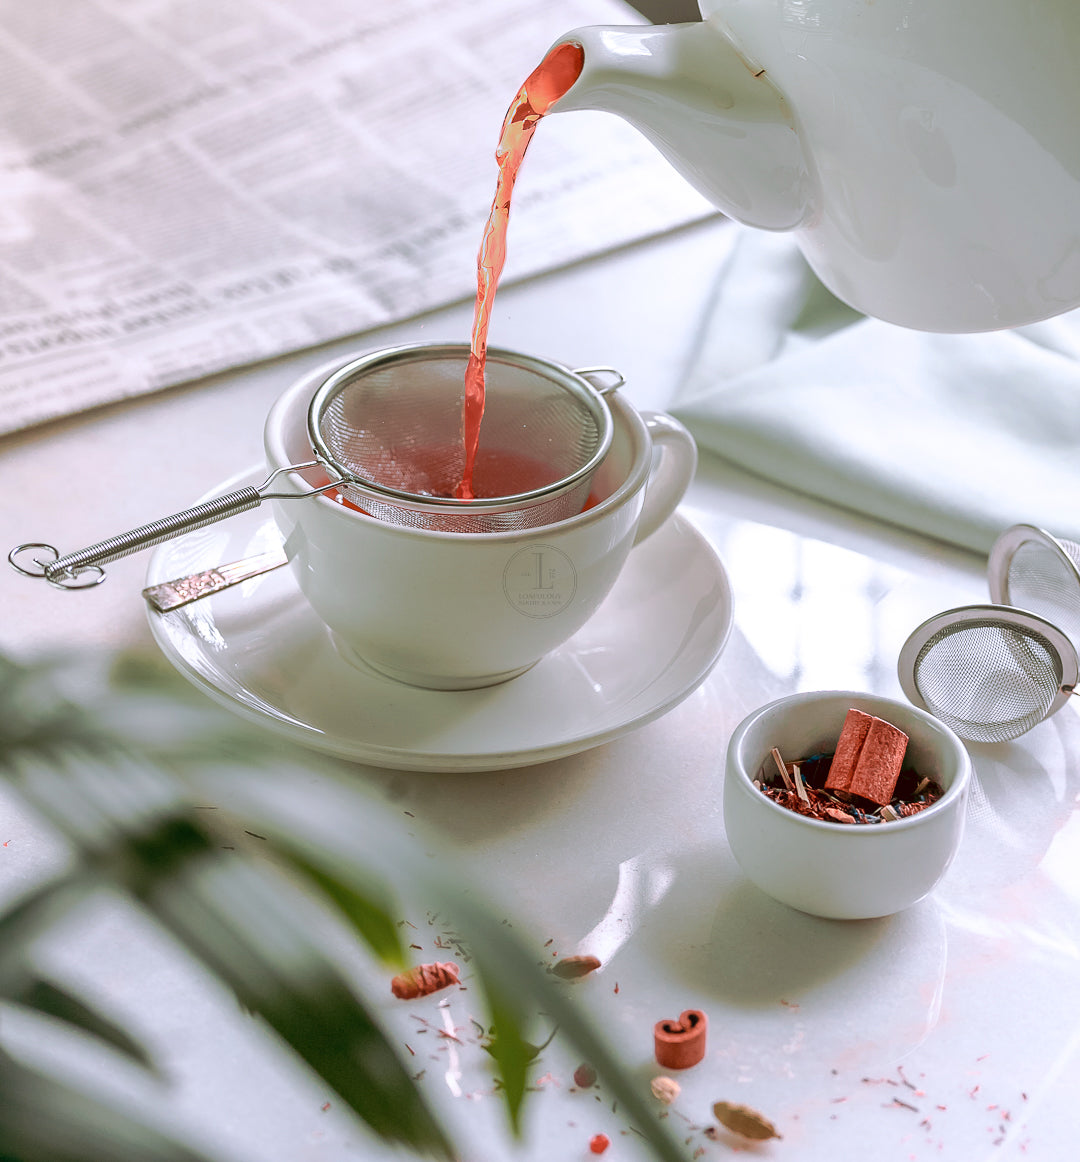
top-left (3, 217), bottom-right (1078, 1162)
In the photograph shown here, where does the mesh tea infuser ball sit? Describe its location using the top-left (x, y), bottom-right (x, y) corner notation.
top-left (898, 604), bottom-right (1078, 744)
top-left (988, 524), bottom-right (1080, 650)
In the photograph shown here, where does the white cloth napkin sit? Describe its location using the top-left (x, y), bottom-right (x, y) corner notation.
top-left (672, 227), bottom-right (1080, 554)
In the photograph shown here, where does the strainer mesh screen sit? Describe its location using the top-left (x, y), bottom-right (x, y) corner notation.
top-left (313, 351), bottom-right (606, 532)
top-left (318, 356), bottom-right (600, 498)
top-left (344, 486), bottom-right (590, 533)
top-left (1006, 539), bottom-right (1080, 648)
top-left (320, 358), bottom-right (467, 496)
top-left (912, 618), bottom-right (1063, 743)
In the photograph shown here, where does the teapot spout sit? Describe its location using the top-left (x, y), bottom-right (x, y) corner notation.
top-left (550, 20), bottom-right (810, 231)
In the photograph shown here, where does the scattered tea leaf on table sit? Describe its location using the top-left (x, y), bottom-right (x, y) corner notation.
top-left (712, 1100), bottom-right (782, 1140)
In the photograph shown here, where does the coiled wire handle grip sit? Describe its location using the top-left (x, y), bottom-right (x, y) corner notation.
top-left (9, 463), bottom-right (334, 590)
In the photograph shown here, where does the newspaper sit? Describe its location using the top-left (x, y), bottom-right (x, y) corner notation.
top-left (0, 0), bottom-right (714, 436)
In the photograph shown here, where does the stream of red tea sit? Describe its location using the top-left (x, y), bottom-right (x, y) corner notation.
top-left (455, 40), bottom-right (585, 500)
top-left (324, 43), bottom-right (584, 514)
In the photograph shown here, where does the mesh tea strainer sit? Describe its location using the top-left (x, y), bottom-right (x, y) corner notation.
top-left (309, 345), bottom-right (615, 531)
top-left (898, 603), bottom-right (1078, 743)
top-left (9, 344), bottom-right (619, 589)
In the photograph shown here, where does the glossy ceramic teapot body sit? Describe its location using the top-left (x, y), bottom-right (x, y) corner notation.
top-left (553, 0), bottom-right (1080, 332)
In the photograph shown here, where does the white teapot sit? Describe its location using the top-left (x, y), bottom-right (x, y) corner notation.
top-left (551, 0), bottom-right (1080, 332)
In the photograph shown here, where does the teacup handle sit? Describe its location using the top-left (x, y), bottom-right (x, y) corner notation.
top-left (634, 411), bottom-right (698, 545)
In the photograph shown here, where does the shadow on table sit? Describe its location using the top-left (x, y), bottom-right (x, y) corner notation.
top-left (640, 835), bottom-right (945, 1000)
top-left (629, 839), bottom-right (950, 1068)
top-left (948, 711), bottom-right (1080, 895)
top-left (703, 879), bottom-right (940, 1001)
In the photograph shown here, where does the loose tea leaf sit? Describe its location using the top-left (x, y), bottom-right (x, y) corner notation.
top-left (712, 1100), bottom-right (782, 1140)
top-left (757, 736), bottom-right (941, 825)
top-left (551, 954), bottom-right (601, 980)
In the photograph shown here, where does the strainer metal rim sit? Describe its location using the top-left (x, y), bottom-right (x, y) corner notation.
top-left (304, 341), bottom-right (615, 513)
top-left (898, 602), bottom-right (1079, 727)
top-left (987, 523), bottom-right (1080, 607)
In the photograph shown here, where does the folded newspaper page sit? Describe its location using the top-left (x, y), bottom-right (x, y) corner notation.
top-left (0, 0), bottom-right (713, 435)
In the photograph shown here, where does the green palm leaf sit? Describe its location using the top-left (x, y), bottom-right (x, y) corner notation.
top-left (0, 1049), bottom-right (215, 1162)
top-left (0, 875), bottom-right (157, 1072)
top-left (3, 979), bottom-right (157, 1075)
top-left (4, 746), bottom-right (455, 1160)
top-left (289, 854), bottom-right (407, 968)
top-left (0, 650), bottom-right (689, 1162)
top-left (201, 761), bottom-right (690, 1162)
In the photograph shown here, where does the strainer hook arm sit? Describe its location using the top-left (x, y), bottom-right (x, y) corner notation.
top-left (572, 366), bottom-right (625, 395)
top-left (8, 461), bottom-right (338, 589)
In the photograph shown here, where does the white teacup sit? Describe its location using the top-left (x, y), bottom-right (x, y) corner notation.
top-left (263, 346), bottom-right (697, 689)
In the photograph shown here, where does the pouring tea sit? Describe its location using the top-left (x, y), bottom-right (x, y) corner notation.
top-left (546, 0), bottom-right (1080, 333)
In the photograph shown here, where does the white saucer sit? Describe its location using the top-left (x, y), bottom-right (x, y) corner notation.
top-left (145, 467), bottom-right (734, 772)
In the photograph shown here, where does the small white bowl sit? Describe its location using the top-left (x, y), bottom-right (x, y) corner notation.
top-left (724, 691), bottom-right (970, 920)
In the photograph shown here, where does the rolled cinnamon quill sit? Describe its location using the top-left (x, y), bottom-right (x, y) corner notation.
top-left (654, 1009), bottom-right (707, 1069)
top-left (824, 708), bottom-right (908, 806)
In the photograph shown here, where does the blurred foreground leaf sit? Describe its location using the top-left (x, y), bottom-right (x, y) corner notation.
top-left (4, 746), bottom-right (455, 1160)
top-left (208, 762), bottom-right (690, 1162)
top-left (0, 1049), bottom-right (215, 1162)
top-left (0, 649), bottom-right (689, 1162)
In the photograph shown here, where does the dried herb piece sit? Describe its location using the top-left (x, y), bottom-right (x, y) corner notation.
top-left (573, 1063), bottom-right (598, 1088)
top-left (712, 1100), bottom-right (782, 1140)
top-left (770, 747), bottom-right (795, 791)
top-left (654, 1009), bottom-right (707, 1069)
top-left (551, 954), bottom-right (601, 980)
top-left (390, 961), bottom-right (461, 999)
top-left (824, 708), bottom-right (908, 805)
top-left (757, 736), bottom-right (941, 826)
top-left (650, 1075), bottom-right (681, 1104)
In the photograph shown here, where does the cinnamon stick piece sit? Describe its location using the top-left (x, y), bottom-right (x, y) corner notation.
top-left (823, 708), bottom-right (908, 806)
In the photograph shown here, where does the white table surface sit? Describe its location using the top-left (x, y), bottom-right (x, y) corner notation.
top-left (3, 216), bottom-right (1080, 1162)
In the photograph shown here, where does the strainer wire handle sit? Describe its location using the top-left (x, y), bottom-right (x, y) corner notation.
top-left (572, 366), bottom-right (625, 395)
top-left (9, 462), bottom-right (335, 589)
